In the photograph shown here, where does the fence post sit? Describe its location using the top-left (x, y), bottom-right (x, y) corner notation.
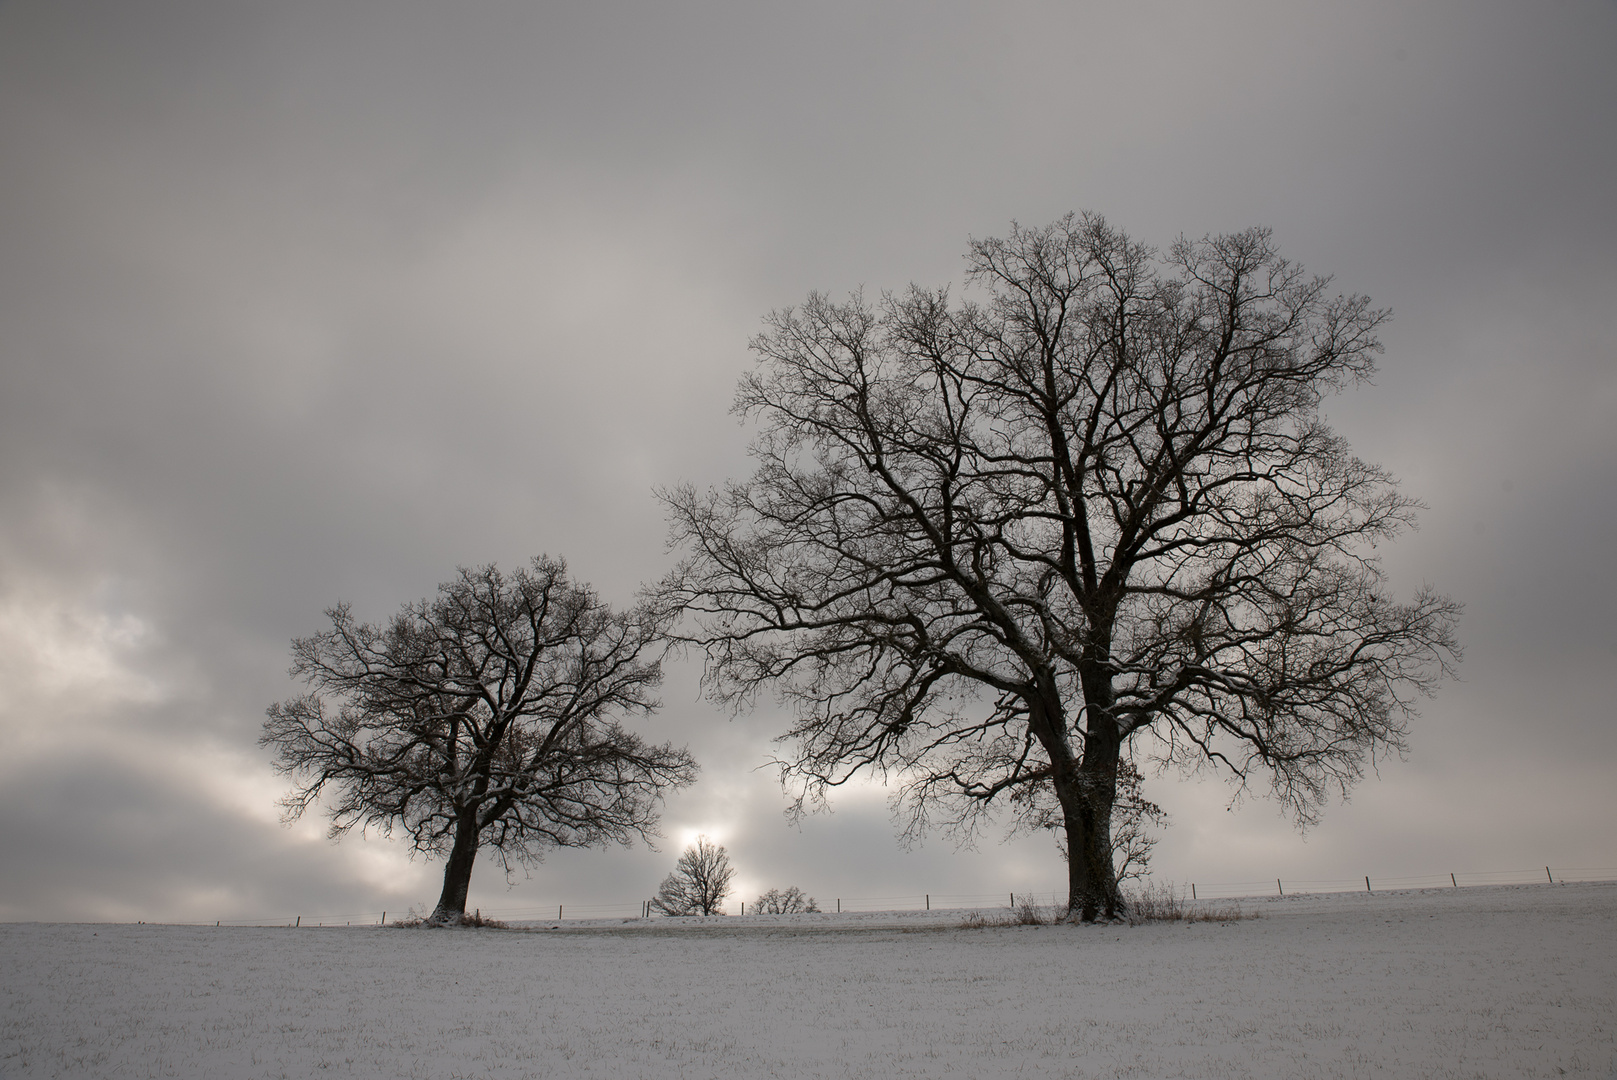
top-left (1010, 892), bottom-right (1014, 909)
top-left (1366, 876), bottom-right (1371, 893)
top-left (296, 915), bottom-right (300, 927)
top-left (837, 898), bottom-right (841, 913)
top-left (1451, 874), bottom-right (1457, 888)
top-left (1191, 884), bottom-right (1196, 900)
top-left (1277, 879), bottom-right (1283, 897)
top-left (558, 905), bottom-right (562, 921)
top-left (1546, 866), bottom-right (1554, 884)
top-left (926, 894), bottom-right (929, 911)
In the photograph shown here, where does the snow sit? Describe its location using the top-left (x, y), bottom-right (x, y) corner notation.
top-left (3, 882), bottom-right (1614, 1079)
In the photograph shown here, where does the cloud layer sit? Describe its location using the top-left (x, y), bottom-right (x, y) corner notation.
top-left (1, 0), bottom-right (1613, 921)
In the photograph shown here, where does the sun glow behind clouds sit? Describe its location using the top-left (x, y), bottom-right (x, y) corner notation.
top-left (673, 825), bottom-right (730, 850)
top-left (0, 581), bottom-right (183, 778)
top-left (0, 590), bottom-right (166, 713)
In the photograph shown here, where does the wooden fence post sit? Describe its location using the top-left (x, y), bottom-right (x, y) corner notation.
top-left (1366, 876), bottom-right (1372, 893)
top-left (1277, 879), bottom-right (1283, 896)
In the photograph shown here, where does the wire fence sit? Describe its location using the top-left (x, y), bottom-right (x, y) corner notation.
top-left (1181, 865), bottom-right (1617, 899)
top-left (167, 864), bottom-right (1617, 927)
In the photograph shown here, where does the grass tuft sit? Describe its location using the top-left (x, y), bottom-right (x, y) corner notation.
top-left (1126, 882), bottom-right (1256, 925)
top-left (1013, 897), bottom-right (1050, 925)
top-left (959, 897), bottom-right (1054, 929)
top-left (388, 908), bottom-right (509, 929)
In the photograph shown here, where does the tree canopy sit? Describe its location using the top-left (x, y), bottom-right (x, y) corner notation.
top-left (263, 558), bottom-right (697, 924)
top-left (661, 213), bottom-right (1460, 920)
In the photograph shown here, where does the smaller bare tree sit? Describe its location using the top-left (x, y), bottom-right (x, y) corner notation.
top-left (753, 886), bottom-right (820, 914)
top-left (261, 558), bottom-right (698, 926)
top-left (652, 836), bottom-right (734, 915)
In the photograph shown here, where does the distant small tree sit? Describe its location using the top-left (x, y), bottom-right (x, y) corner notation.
top-left (262, 558), bottom-right (698, 926)
top-left (753, 886), bottom-right (820, 914)
top-left (652, 836), bottom-right (734, 915)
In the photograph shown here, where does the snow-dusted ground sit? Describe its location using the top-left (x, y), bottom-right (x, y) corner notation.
top-left (3, 883), bottom-right (1613, 1079)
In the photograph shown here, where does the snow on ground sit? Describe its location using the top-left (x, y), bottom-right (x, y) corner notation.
top-left (2, 882), bottom-right (1613, 1079)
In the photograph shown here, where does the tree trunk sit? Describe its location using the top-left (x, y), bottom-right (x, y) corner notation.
top-left (427, 813), bottom-right (480, 925)
top-left (1027, 674), bottom-right (1125, 923)
top-left (1055, 759), bottom-right (1123, 923)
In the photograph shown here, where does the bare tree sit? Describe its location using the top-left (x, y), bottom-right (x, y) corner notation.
top-left (652, 836), bottom-right (734, 916)
top-left (660, 213), bottom-right (1460, 922)
top-left (262, 558), bottom-right (698, 925)
top-left (753, 886), bottom-right (820, 914)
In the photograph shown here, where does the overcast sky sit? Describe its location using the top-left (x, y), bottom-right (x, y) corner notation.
top-left (2, 0), bottom-right (1613, 923)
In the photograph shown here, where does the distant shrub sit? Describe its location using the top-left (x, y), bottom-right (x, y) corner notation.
top-left (753, 886), bottom-right (820, 914)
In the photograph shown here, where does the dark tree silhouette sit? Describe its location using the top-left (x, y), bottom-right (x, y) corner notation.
top-left (660, 213), bottom-right (1460, 921)
top-left (262, 558), bottom-right (698, 925)
top-left (651, 836), bottom-right (734, 915)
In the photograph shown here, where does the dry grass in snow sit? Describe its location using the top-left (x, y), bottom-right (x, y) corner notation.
top-left (2, 882), bottom-right (1613, 1079)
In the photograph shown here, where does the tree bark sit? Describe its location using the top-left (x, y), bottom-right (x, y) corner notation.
top-left (1033, 665), bottom-right (1125, 923)
top-left (427, 813), bottom-right (480, 925)
top-left (1055, 761), bottom-right (1122, 922)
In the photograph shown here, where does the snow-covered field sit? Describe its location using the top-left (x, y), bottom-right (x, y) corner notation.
top-left (3, 882), bottom-right (1613, 1079)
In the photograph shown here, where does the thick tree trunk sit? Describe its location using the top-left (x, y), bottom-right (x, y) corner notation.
top-left (1056, 759), bottom-right (1123, 922)
top-left (427, 813), bottom-right (480, 925)
top-left (1027, 669), bottom-right (1125, 923)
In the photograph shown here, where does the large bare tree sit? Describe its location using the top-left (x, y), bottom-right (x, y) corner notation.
top-left (660, 213), bottom-right (1460, 921)
top-left (263, 558), bottom-right (698, 925)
